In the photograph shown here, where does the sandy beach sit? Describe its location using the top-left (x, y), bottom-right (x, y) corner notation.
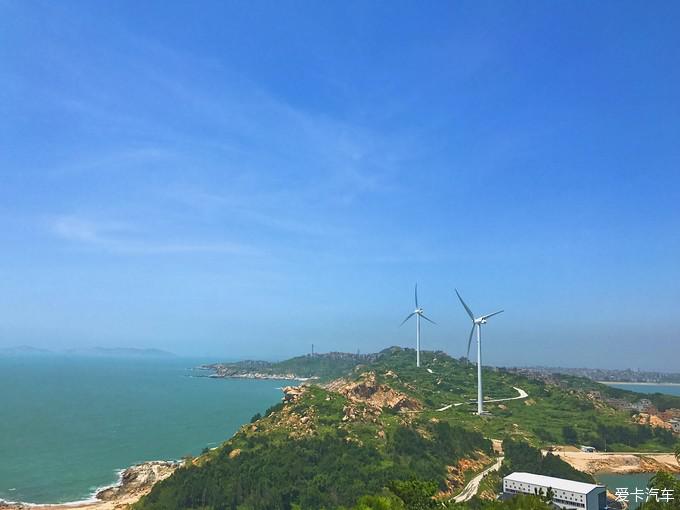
top-left (0, 461), bottom-right (177, 510)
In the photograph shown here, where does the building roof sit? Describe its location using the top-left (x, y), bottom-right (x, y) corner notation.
top-left (504, 472), bottom-right (604, 494)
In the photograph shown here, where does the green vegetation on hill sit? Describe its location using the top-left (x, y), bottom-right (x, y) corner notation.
top-left (136, 383), bottom-right (491, 510)
top-left (206, 352), bottom-right (379, 381)
top-left (366, 349), bottom-right (675, 451)
top-left (139, 347), bottom-right (678, 510)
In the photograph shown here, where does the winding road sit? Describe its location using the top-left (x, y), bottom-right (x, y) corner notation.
top-left (453, 456), bottom-right (504, 502)
top-left (436, 386), bottom-right (528, 412)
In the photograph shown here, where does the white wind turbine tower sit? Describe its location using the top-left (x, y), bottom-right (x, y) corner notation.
top-left (455, 289), bottom-right (503, 415)
top-left (400, 284), bottom-right (436, 367)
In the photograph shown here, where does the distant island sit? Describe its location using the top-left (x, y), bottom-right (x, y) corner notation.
top-left (200, 351), bottom-right (380, 381)
top-left (0, 345), bottom-right (176, 358)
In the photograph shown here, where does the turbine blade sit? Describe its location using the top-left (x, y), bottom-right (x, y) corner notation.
top-left (455, 289), bottom-right (475, 321)
top-left (420, 313), bottom-right (436, 325)
top-left (399, 312), bottom-right (416, 327)
top-left (480, 310), bottom-right (504, 321)
top-left (414, 283), bottom-right (419, 308)
top-left (466, 324), bottom-right (475, 359)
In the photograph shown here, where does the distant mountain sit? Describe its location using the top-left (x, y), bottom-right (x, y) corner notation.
top-left (0, 346), bottom-right (175, 358)
top-left (64, 347), bottom-right (176, 358)
top-left (0, 345), bottom-right (55, 356)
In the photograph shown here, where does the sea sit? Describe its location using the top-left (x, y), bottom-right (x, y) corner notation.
top-left (604, 382), bottom-right (680, 397)
top-left (0, 356), bottom-right (283, 505)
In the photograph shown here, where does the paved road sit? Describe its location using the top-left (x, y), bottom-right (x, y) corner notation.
top-left (453, 456), bottom-right (504, 503)
top-left (486, 386), bottom-right (528, 403)
top-left (436, 386), bottom-right (528, 412)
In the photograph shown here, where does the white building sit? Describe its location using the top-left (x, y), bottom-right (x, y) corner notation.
top-left (670, 419), bottom-right (680, 433)
top-left (503, 472), bottom-right (607, 510)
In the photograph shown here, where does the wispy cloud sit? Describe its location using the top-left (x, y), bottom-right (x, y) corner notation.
top-left (51, 215), bottom-right (256, 255)
top-left (24, 29), bottom-right (423, 264)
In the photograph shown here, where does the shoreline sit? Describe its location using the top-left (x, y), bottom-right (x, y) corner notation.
top-left (207, 373), bottom-right (317, 381)
top-left (0, 461), bottom-right (178, 510)
top-left (197, 365), bottom-right (318, 382)
top-left (598, 381), bottom-right (680, 387)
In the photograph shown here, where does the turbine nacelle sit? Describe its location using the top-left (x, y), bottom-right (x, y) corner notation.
top-left (455, 289), bottom-right (504, 416)
top-left (400, 284), bottom-right (436, 368)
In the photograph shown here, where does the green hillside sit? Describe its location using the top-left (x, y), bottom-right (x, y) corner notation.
top-left (137, 347), bottom-right (679, 510)
top-left (204, 352), bottom-right (380, 381)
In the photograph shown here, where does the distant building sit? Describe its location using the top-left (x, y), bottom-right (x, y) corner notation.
top-left (503, 472), bottom-right (606, 510)
top-left (604, 398), bottom-right (634, 411)
top-left (669, 419), bottom-right (680, 433)
top-left (632, 398), bottom-right (654, 412)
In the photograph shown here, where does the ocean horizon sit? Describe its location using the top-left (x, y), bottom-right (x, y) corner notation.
top-left (0, 356), bottom-right (282, 504)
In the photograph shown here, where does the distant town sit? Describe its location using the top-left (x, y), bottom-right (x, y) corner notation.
top-left (512, 365), bottom-right (680, 384)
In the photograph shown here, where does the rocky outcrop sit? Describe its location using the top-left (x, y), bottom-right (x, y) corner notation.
top-left (282, 385), bottom-right (306, 403)
top-left (96, 461), bottom-right (178, 501)
top-left (0, 461), bottom-right (178, 510)
top-left (633, 413), bottom-right (673, 430)
top-left (338, 372), bottom-right (421, 412)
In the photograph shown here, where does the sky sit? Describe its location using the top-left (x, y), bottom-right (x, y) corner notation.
top-left (1, 1), bottom-right (679, 370)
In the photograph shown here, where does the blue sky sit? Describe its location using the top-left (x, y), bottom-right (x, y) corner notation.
top-left (1, 1), bottom-right (679, 369)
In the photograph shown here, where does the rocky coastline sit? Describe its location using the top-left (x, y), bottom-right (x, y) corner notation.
top-left (199, 364), bottom-right (317, 381)
top-left (0, 461), bottom-right (178, 510)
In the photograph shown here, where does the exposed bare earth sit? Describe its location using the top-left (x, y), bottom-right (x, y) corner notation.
top-left (0, 461), bottom-right (177, 510)
top-left (324, 372), bottom-right (422, 413)
top-left (452, 456), bottom-right (504, 502)
top-left (553, 452), bottom-right (680, 474)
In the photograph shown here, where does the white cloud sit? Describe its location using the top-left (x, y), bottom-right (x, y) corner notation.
top-left (51, 215), bottom-right (256, 255)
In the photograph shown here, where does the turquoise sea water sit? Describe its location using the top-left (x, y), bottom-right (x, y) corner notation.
top-left (605, 383), bottom-right (680, 396)
top-left (0, 356), bottom-right (283, 504)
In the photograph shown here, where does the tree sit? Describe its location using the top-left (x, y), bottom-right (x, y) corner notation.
top-left (387, 480), bottom-right (437, 510)
top-left (562, 425), bottom-right (578, 444)
top-left (639, 471), bottom-right (680, 510)
top-left (352, 494), bottom-right (406, 510)
top-left (542, 487), bottom-right (554, 504)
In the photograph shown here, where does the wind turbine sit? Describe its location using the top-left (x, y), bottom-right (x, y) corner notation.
top-left (455, 289), bottom-right (503, 415)
top-left (400, 284), bottom-right (436, 367)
